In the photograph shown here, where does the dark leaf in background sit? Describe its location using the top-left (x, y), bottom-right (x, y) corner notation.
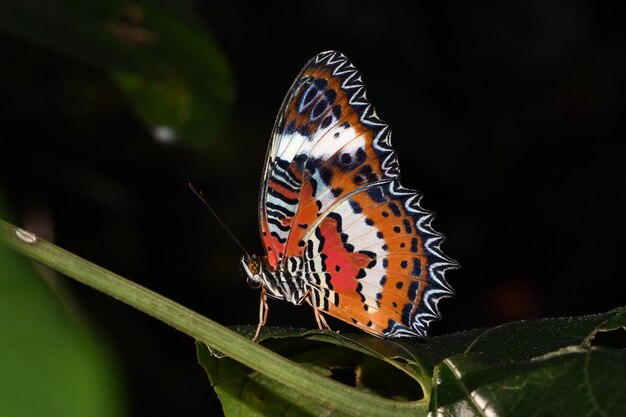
top-left (0, 0), bottom-right (234, 147)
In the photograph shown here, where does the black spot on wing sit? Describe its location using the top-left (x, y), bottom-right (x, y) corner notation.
top-left (353, 165), bottom-right (378, 185)
top-left (321, 115), bottom-right (333, 129)
top-left (412, 258), bottom-right (422, 277)
top-left (324, 89), bottom-right (337, 104)
top-left (333, 147), bottom-right (367, 172)
top-left (331, 187), bottom-right (343, 197)
top-left (401, 304), bottom-right (412, 326)
top-left (314, 228), bottom-right (325, 255)
top-left (283, 121), bottom-right (296, 135)
top-left (367, 185), bottom-right (387, 203)
top-left (402, 218), bottom-right (412, 234)
top-left (297, 125), bottom-right (311, 137)
top-left (319, 167), bottom-right (333, 185)
top-left (304, 156), bottom-right (322, 173)
top-left (320, 253), bottom-right (328, 274)
top-left (388, 202), bottom-right (402, 217)
top-left (356, 283), bottom-right (366, 302)
top-left (349, 199), bottom-right (362, 214)
top-left (408, 281), bottom-right (420, 302)
top-left (312, 100), bottom-right (328, 120)
top-left (332, 104), bottom-right (342, 119)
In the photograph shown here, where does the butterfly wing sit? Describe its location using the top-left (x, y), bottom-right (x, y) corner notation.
top-left (302, 181), bottom-right (456, 337)
top-left (260, 51), bottom-right (399, 268)
top-left (259, 51), bottom-right (457, 337)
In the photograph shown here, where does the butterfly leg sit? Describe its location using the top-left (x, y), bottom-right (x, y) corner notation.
top-left (253, 287), bottom-right (269, 341)
top-left (307, 291), bottom-right (332, 331)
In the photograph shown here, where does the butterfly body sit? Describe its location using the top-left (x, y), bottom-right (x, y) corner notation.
top-left (241, 254), bottom-right (308, 304)
top-left (243, 51), bottom-right (458, 339)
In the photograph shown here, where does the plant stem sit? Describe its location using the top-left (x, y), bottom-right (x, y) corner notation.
top-left (0, 218), bottom-right (426, 417)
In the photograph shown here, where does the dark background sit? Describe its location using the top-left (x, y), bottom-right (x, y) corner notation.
top-left (1, 1), bottom-right (624, 415)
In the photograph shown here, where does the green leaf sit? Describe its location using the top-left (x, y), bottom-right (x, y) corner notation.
top-left (0, 193), bottom-right (126, 417)
top-left (198, 326), bottom-right (434, 416)
top-left (429, 308), bottom-right (626, 416)
top-left (197, 342), bottom-right (353, 417)
top-left (0, 0), bottom-right (234, 146)
top-left (197, 337), bottom-right (424, 417)
top-left (432, 347), bottom-right (626, 416)
top-left (200, 309), bottom-right (625, 417)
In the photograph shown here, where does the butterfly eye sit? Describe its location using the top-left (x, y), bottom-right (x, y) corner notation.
top-left (248, 258), bottom-right (261, 275)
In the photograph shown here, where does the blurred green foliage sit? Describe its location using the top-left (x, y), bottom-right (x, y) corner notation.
top-left (0, 0), bottom-right (234, 147)
top-left (0, 192), bottom-right (126, 417)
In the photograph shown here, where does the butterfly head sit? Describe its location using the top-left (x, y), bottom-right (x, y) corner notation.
top-left (241, 253), bottom-right (264, 289)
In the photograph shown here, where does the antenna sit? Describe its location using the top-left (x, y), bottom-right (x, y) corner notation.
top-left (189, 182), bottom-right (250, 257)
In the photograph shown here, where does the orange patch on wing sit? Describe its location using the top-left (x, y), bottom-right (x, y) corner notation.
top-left (350, 190), bottom-right (431, 310)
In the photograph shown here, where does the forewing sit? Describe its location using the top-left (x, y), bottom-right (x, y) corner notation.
top-left (259, 51), bottom-right (399, 268)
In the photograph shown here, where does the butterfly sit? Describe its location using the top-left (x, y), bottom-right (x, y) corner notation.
top-left (241, 51), bottom-right (458, 340)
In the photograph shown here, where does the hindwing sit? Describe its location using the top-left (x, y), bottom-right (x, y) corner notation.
top-left (302, 181), bottom-right (456, 337)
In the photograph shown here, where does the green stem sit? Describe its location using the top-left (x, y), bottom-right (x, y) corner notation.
top-left (0, 218), bottom-right (426, 417)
